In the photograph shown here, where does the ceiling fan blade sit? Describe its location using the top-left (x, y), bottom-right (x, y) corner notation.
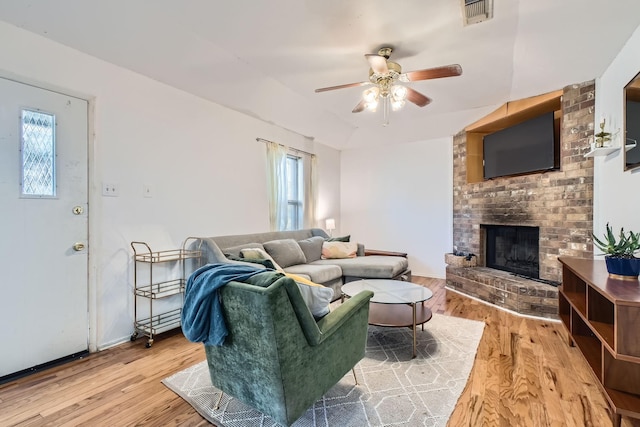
top-left (352, 99), bottom-right (366, 113)
top-left (315, 81), bottom-right (369, 93)
top-left (365, 54), bottom-right (388, 74)
top-left (402, 64), bottom-right (463, 82)
top-left (406, 87), bottom-right (432, 107)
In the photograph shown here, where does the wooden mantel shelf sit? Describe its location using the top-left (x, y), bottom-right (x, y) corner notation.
top-left (465, 89), bottom-right (563, 183)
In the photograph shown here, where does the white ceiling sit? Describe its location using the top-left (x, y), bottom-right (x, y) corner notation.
top-left (1, 0), bottom-right (639, 150)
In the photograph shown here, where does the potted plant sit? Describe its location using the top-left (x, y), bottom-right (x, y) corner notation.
top-left (592, 223), bottom-right (640, 280)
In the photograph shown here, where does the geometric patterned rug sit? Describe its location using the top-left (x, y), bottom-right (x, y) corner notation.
top-left (162, 314), bottom-right (485, 427)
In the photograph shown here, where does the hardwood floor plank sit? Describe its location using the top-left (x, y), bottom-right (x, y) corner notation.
top-left (2, 276), bottom-right (639, 426)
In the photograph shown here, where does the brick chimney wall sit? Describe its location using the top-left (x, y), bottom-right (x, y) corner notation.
top-left (452, 81), bottom-right (595, 283)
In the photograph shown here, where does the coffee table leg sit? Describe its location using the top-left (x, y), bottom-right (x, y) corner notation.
top-left (412, 302), bottom-right (417, 358)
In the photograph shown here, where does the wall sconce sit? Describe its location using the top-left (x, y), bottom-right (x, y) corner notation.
top-left (325, 218), bottom-right (335, 236)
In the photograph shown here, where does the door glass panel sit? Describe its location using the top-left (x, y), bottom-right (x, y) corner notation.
top-left (21, 109), bottom-right (56, 197)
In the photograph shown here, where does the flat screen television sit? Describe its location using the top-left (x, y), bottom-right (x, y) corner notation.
top-left (483, 111), bottom-right (560, 180)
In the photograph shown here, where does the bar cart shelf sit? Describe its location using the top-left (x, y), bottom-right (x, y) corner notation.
top-left (130, 238), bottom-right (201, 347)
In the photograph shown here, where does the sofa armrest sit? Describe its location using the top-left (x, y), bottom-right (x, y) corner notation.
top-left (364, 249), bottom-right (408, 257)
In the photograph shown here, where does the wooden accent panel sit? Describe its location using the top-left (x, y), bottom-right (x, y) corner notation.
top-left (617, 306), bottom-right (640, 357)
top-left (466, 89), bottom-right (563, 133)
top-left (463, 89), bottom-right (563, 184)
top-left (604, 351), bottom-right (640, 395)
top-left (627, 79), bottom-right (640, 102)
top-left (465, 132), bottom-right (485, 183)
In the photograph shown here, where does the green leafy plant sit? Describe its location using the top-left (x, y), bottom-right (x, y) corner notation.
top-left (592, 223), bottom-right (640, 258)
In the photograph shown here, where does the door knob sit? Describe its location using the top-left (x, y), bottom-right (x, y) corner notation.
top-left (73, 242), bottom-right (85, 251)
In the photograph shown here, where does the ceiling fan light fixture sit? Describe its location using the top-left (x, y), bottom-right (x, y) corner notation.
top-left (391, 84), bottom-right (408, 101)
top-left (391, 99), bottom-right (405, 111)
top-left (363, 87), bottom-right (379, 103)
top-left (315, 47), bottom-right (462, 125)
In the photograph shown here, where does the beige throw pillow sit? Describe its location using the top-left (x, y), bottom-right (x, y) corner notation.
top-left (321, 241), bottom-right (358, 259)
top-left (240, 247), bottom-right (283, 271)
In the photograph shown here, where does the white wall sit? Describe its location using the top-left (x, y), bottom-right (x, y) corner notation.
top-left (595, 25), bottom-right (640, 238)
top-left (340, 138), bottom-right (453, 278)
top-left (0, 21), bottom-right (341, 350)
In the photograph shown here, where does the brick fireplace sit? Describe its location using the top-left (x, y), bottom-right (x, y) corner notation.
top-left (446, 81), bottom-right (595, 319)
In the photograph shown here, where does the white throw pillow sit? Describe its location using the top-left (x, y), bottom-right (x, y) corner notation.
top-left (284, 273), bottom-right (334, 318)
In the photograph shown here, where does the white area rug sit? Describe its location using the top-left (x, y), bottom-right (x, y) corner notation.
top-left (163, 314), bottom-right (485, 427)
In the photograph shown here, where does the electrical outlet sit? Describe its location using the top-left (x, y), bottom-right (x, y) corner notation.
top-left (143, 184), bottom-right (153, 198)
top-left (102, 182), bottom-right (119, 197)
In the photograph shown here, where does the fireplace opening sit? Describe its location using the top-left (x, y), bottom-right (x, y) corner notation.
top-left (484, 225), bottom-right (539, 279)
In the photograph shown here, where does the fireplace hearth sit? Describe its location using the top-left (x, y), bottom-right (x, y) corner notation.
top-left (484, 225), bottom-right (539, 280)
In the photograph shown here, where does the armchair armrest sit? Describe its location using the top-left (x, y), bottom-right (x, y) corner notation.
top-left (313, 290), bottom-right (373, 345)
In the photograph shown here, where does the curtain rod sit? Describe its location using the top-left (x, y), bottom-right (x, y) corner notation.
top-left (256, 137), bottom-right (315, 157)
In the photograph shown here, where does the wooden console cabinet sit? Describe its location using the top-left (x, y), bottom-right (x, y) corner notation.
top-left (559, 257), bottom-right (640, 426)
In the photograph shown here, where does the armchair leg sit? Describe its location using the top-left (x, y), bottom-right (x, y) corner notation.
top-left (352, 368), bottom-right (359, 385)
top-left (214, 392), bottom-right (224, 410)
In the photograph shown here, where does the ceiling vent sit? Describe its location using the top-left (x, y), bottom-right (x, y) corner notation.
top-left (461, 0), bottom-right (493, 26)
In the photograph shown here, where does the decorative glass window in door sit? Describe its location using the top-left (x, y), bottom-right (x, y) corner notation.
top-left (21, 109), bottom-right (56, 197)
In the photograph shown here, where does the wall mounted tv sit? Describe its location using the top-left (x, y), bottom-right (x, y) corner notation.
top-left (483, 111), bottom-right (560, 180)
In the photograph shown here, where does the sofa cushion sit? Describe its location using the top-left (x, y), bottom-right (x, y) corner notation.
top-left (321, 241), bottom-right (358, 259)
top-left (264, 239), bottom-right (307, 268)
top-left (296, 236), bottom-right (324, 263)
top-left (311, 255), bottom-right (408, 279)
top-left (223, 242), bottom-right (265, 257)
top-left (284, 263), bottom-right (342, 284)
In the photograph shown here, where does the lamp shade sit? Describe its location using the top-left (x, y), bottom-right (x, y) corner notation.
top-left (325, 218), bottom-right (335, 230)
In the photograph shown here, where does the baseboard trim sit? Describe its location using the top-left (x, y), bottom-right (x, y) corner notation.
top-left (0, 350), bottom-right (90, 385)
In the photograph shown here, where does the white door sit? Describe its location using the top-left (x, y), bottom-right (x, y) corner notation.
top-left (0, 78), bottom-right (88, 378)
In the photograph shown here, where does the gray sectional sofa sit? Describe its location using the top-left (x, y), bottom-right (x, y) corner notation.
top-left (193, 228), bottom-right (410, 298)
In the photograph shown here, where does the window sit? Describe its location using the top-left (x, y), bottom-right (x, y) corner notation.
top-left (21, 109), bottom-right (56, 197)
top-left (285, 154), bottom-right (303, 230)
top-left (265, 140), bottom-right (316, 231)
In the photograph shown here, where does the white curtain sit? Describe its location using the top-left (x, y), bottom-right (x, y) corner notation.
top-left (266, 141), bottom-right (288, 231)
top-left (303, 154), bottom-right (317, 229)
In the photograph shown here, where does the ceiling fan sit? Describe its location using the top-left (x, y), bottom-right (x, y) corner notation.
top-left (315, 47), bottom-right (462, 124)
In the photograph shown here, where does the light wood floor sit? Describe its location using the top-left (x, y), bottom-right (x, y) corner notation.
top-left (1, 276), bottom-right (638, 427)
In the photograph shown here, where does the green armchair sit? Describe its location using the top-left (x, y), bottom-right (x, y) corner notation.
top-left (204, 271), bottom-right (373, 426)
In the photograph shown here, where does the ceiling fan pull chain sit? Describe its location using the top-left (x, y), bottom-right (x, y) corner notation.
top-left (383, 96), bottom-right (390, 126)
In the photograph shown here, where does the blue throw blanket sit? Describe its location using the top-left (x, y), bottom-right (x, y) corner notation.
top-left (181, 263), bottom-right (264, 346)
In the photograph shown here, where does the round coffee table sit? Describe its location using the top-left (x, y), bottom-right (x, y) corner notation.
top-left (341, 279), bottom-right (433, 358)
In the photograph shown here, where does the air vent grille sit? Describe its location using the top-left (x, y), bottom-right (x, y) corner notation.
top-left (462, 0), bottom-right (493, 26)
